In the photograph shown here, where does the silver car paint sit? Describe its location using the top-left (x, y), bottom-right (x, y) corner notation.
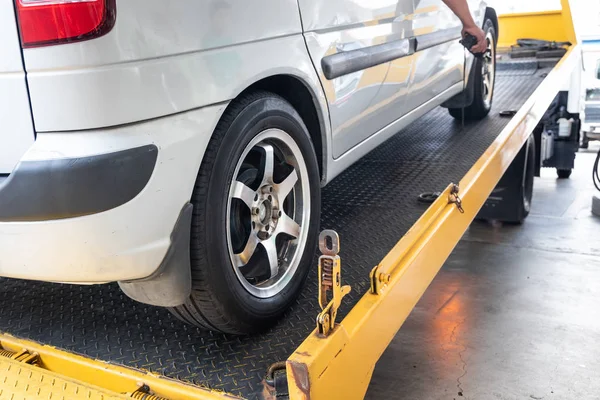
top-left (22, 0), bottom-right (317, 132)
top-left (405, 0), bottom-right (465, 112)
top-left (0, 1), bottom-right (34, 174)
top-left (300, 0), bottom-right (418, 159)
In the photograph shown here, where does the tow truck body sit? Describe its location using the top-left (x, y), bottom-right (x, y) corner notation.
top-left (0, 1), bottom-right (581, 399)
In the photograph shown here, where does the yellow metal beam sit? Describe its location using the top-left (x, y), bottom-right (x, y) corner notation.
top-left (0, 334), bottom-right (239, 400)
top-left (497, 0), bottom-right (577, 48)
top-left (287, 43), bottom-right (580, 400)
top-left (0, 355), bottom-right (129, 400)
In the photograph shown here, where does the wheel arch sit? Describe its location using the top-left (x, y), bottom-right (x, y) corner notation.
top-left (224, 74), bottom-right (329, 183)
top-left (243, 75), bottom-right (328, 182)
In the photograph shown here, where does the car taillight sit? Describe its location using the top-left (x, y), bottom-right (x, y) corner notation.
top-left (15, 0), bottom-right (116, 48)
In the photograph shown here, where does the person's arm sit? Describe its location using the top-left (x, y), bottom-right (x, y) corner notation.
top-left (442, 0), bottom-right (487, 53)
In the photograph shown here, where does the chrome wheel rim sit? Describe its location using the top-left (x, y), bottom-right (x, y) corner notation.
top-left (226, 128), bottom-right (311, 298)
top-left (482, 31), bottom-right (495, 108)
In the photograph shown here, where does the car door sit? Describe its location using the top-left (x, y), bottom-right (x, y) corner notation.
top-left (0, 2), bottom-right (34, 174)
top-left (404, 0), bottom-right (467, 112)
top-left (299, 0), bottom-right (416, 159)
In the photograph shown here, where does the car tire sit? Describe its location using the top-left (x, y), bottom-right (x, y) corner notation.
top-left (514, 135), bottom-right (536, 224)
top-left (170, 91), bottom-right (321, 334)
top-left (449, 18), bottom-right (497, 121)
top-left (475, 134), bottom-right (535, 224)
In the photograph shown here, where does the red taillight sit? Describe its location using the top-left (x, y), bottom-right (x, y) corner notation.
top-left (15, 0), bottom-right (116, 48)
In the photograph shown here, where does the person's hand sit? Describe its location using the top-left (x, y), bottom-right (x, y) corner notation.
top-left (462, 24), bottom-right (487, 54)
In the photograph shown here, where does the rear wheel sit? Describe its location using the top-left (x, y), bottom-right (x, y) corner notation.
top-left (449, 18), bottom-right (497, 121)
top-left (170, 91), bottom-right (321, 334)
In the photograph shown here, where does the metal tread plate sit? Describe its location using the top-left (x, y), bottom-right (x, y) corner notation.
top-left (0, 66), bottom-right (552, 399)
top-left (0, 356), bottom-right (130, 400)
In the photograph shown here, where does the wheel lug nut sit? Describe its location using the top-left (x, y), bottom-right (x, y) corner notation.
top-left (252, 208), bottom-right (259, 215)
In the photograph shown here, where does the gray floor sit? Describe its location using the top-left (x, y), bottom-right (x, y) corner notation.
top-left (366, 144), bottom-right (600, 400)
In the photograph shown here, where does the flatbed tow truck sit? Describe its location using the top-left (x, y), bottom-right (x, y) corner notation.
top-left (0, 2), bottom-right (582, 399)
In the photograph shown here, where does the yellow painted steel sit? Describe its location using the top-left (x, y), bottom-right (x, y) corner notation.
top-left (287, 2), bottom-right (578, 397)
top-left (287, 44), bottom-right (580, 400)
top-left (498, 0), bottom-right (576, 48)
top-left (0, 2), bottom-right (579, 400)
top-left (0, 355), bottom-right (129, 400)
top-left (0, 334), bottom-right (239, 400)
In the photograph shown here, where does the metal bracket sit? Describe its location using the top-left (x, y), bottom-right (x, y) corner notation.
top-left (0, 347), bottom-right (39, 365)
top-left (448, 183), bottom-right (465, 213)
top-left (369, 265), bottom-right (391, 295)
top-left (316, 230), bottom-right (351, 337)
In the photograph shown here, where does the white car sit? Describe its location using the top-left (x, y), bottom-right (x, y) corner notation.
top-left (0, 0), bottom-right (497, 334)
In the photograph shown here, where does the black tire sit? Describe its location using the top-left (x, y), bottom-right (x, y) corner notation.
top-left (557, 168), bottom-right (572, 179)
top-left (449, 18), bottom-right (497, 121)
top-left (170, 91), bottom-right (321, 334)
top-left (475, 134), bottom-right (535, 223)
top-left (501, 135), bottom-right (535, 224)
top-left (516, 135), bottom-right (536, 223)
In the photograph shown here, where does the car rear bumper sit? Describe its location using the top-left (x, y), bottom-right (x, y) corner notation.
top-left (0, 103), bottom-right (224, 284)
top-left (0, 145), bottom-right (158, 222)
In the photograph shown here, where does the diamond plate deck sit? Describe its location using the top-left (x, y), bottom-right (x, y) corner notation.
top-left (0, 67), bottom-right (552, 399)
top-left (0, 356), bottom-right (129, 400)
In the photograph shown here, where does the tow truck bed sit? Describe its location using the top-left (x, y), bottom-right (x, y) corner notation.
top-left (0, 64), bottom-right (553, 398)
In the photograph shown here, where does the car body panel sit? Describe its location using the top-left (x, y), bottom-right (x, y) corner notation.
top-left (405, 0), bottom-right (465, 113)
top-left (22, 0), bottom-right (308, 132)
top-left (0, 2), bottom-right (34, 174)
top-left (300, 0), bottom-right (417, 158)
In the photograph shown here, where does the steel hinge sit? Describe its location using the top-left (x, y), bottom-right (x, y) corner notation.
top-left (0, 347), bottom-right (40, 365)
top-left (316, 230), bottom-right (351, 337)
top-left (369, 265), bottom-right (391, 295)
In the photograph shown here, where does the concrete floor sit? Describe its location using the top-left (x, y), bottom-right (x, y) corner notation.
top-left (366, 144), bottom-right (600, 400)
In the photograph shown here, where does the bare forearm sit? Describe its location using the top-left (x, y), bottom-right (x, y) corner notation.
top-left (442, 0), bottom-right (477, 28)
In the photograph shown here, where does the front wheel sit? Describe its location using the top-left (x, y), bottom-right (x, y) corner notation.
top-left (170, 91), bottom-right (321, 334)
top-left (449, 18), bottom-right (497, 121)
